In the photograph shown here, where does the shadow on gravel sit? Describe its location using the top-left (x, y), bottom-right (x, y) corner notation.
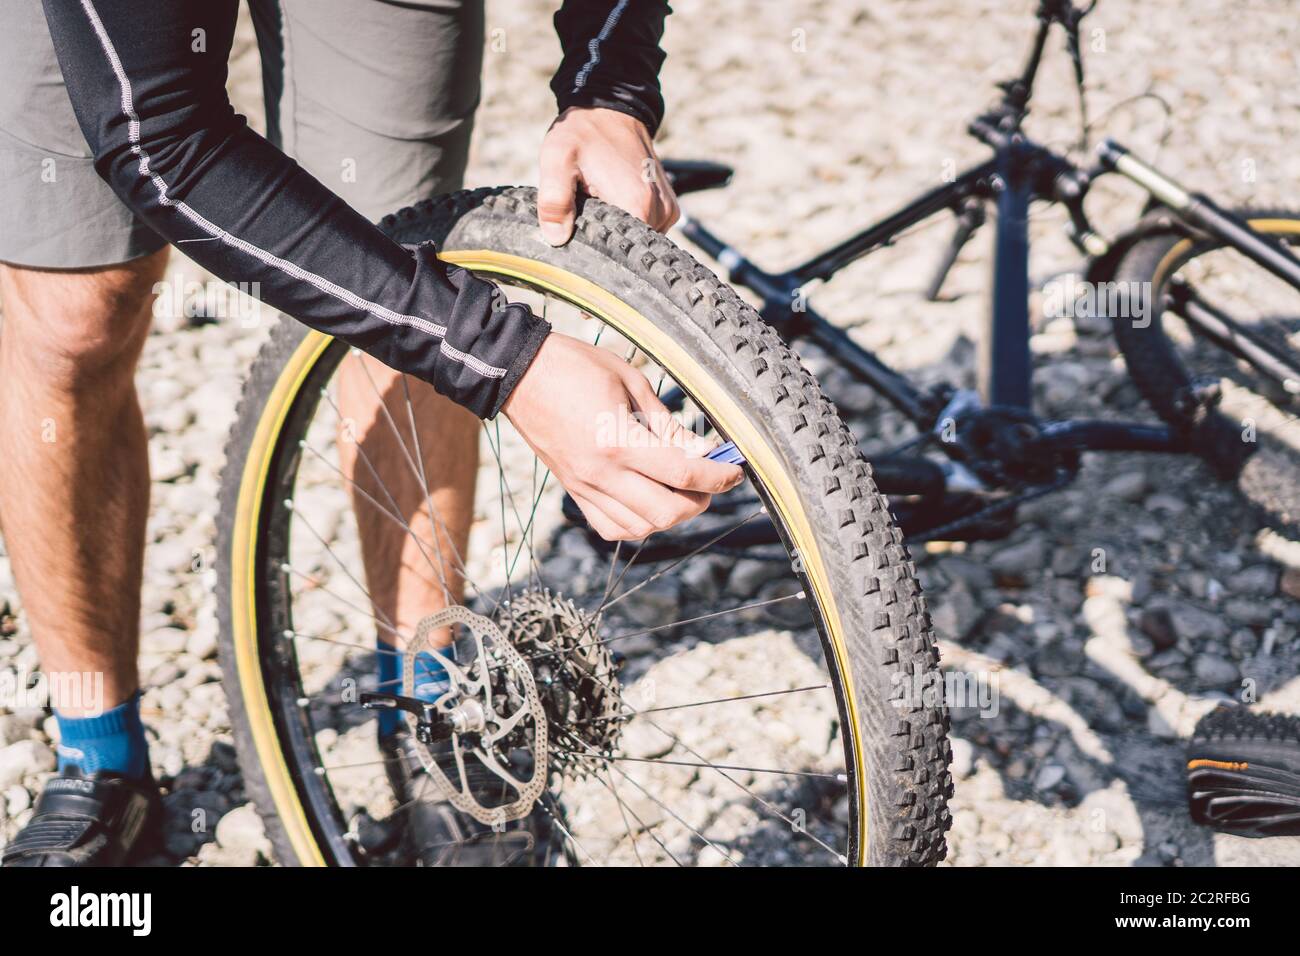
top-left (144, 739), bottom-right (256, 866)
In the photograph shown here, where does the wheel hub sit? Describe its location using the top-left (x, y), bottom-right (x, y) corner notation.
top-left (494, 589), bottom-right (624, 780)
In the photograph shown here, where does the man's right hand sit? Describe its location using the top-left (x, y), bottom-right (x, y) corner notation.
top-left (502, 333), bottom-right (744, 541)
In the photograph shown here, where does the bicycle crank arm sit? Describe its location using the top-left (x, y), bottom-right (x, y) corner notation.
top-left (1036, 419), bottom-right (1186, 454)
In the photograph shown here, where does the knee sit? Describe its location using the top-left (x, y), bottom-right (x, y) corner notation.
top-left (1, 251), bottom-right (167, 383)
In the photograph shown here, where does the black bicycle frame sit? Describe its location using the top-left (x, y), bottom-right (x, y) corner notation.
top-left (676, 1), bottom-right (1300, 497)
top-left (561, 0), bottom-right (1300, 553)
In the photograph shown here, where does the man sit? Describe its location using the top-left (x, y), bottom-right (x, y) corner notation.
top-left (0, 0), bottom-right (741, 867)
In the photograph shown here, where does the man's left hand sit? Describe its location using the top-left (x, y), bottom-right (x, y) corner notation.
top-left (537, 107), bottom-right (679, 245)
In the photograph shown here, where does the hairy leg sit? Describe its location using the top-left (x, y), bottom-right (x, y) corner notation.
top-left (337, 354), bottom-right (479, 652)
top-left (0, 248), bottom-right (168, 716)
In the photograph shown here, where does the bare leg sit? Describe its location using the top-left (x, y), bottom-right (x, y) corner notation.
top-left (337, 353), bottom-right (478, 655)
top-left (0, 249), bottom-right (168, 717)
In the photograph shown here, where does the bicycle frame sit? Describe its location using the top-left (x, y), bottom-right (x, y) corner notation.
top-left (673, 0), bottom-right (1300, 531)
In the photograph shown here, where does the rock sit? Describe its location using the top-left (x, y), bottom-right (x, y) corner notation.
top-left (1223, 598), bottom-right (1273, 627)
top-left (725, 559), bottom-right (785, 597)
top-left (143, 626), bottom-right (189, 655)
top-left (1138, 606), bottom-right (1178, 651)
top-left (937, 555), bottom-right (994, 591)
top-left (149, 444), bottom-right (190, 483)
top-left (1050, 545), bottom-right (1089, 577)
top-left (949, 737), bottom-right (975, 780)
top-left (1057, 677), bottom-right (1126, 732)
top-left (186, 623), bottom-right (219, 661)
top-left (146, 661), bottom-right (184, 688)
top-left (1147, 708), bottom-right (1179, 740)
top-left (988, 538), bottom-right (1047, 577)
top-left (5, 784), bottom-right (31, 815)
top-left (1034, 764), bottom-right (1066, 791)
top-left (679, 557), bottom-right (724, 601)
top-left (1229, 565), bottom-right (1279, 596)
top-left (164, 828), bottom-right (206, 859)
top-left (930, 582), bottom-right (982, 640)
top-left (1167, 603), bottom-right (1229, 643)
top-left (1085, 576), bottom-right (1132, 601)
top-left (0, 714), bottom-right (32, 747)
top-left (1193, 654), bottom-right (1238, 687)
top-left (1102, 471), bottom-right (1147, 502)
top-left (1228, 628), bottom-right (1259, 659)
top-left (1281, 568), bottom-right (1300, 601)
top-left (0, 739), bottom-right (55, 787)
top-left (1144, 492), bottom-right (1187, 514)
top-left (215, 803), bottom-right (272, 858)
top-left (197, 840), bottom-right (261, 868)
top-left (1036, 636), bottom-right (1086, 678)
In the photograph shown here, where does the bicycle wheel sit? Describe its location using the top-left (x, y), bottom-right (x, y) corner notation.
top-left (215, 187), bottom-right (952, 867)
top-left (1111, 209), bottom-right (1300, 532)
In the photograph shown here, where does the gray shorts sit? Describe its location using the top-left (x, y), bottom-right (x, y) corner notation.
top-left (0, 0), bottom-right (483, 269)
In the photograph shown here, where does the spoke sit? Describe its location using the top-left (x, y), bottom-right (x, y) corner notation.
top-left (602, 765), bottom-right (648, 866)
top-left (299, 437), bottom-right (493, 609)
top-left (601, 539), bottom-right (623, 606)
top-left (299, 441), bottom-right (446, 593)
top-left (505, 469), bottom-right (554, 583)
top-left (291, 505), bottom-right (399, 634)
top-left (290, 631), bottom-right (402, 658)
top-left (480, 418), bottom-right (551, 595)
top-left (574, 683), bottom-right (830, 726)
top-left (599, 508), bottom-right (765, 613)
top-left (634, 712), bottom-right (848, 864)
top-left (282, 563), bottom-right (413, 647)
top-left (560, 666), bottom-right (848, 864)
top-left (328, 365), bottom-right (493, 608)
top-left (560, 751), bottom-right (845, 781)
top-left (593, 767), bottom-right (679, 866)
top-left (331, 368), bottom-right (453, 605)
top-left (592, 593), bottom-right (804, 650)
top-left (518, 591), bottom-right (804, 672)
top-left (316, 756), bottom-right (402, 773)
top-left (536, 792), bottom-right (599, 867)
top-left (355, 361), bottom-right (462, 603)
top-left (558, 728), bottom-right (741, 866)
top-left (398, 372), bottom-right (461, 600)
top-left (596, 537), bottom-right (651, 616)
top-left (490, 421), bottom-right (515, 602)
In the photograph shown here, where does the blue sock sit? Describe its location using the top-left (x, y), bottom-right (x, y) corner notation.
top-left (377, 642), bottom-right (453, 738)
top-left (55, 691), bottom-right (149, 779)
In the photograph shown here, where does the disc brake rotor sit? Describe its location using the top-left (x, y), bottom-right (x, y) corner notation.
top-left (494, 589), bottom-right (623, 779)
top-left (404, 605), bottom-right (547, 826)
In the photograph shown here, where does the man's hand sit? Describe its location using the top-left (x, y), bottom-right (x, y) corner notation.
top-left (537, 107), bottom-right (679, 246)
top-left (502, 332), bottom-right (743, 541)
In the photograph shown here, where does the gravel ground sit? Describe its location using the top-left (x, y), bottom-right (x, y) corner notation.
top-left (1, 0), bottom-right (1298, 866)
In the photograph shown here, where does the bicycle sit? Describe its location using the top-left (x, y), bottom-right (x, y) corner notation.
top-left (665, 1), bottom-right (1300, 545)
top-left (213, 0), bottom-right (1297, 867)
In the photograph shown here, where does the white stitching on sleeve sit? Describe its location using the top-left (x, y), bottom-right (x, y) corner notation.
top-left (571, 0), bottom-right (629, 91)
top-left (79, 0), bottom-right (507, 378)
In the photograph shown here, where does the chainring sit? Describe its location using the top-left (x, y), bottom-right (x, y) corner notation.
top-left (494, 589), bottom-right (624, 779)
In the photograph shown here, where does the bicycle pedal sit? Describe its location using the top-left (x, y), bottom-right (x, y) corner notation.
top-left (707, 441), bottom-right (746, 466)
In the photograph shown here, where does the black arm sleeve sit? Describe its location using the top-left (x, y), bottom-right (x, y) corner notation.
top-left (42, 0), bottom-right (549, 420)
top-left (551, 0), bottom-right (671, 135)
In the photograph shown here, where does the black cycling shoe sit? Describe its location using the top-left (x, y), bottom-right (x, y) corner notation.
top-left (1187, 706), bottom-right (1300, 837)
top-left (1, 767), bottom-right (163, 867)
top-left (380, 732), bottom-right (538, 866)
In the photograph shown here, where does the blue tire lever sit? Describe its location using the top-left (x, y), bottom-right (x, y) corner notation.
top-left (706, 441), bottom-right (746, 466)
